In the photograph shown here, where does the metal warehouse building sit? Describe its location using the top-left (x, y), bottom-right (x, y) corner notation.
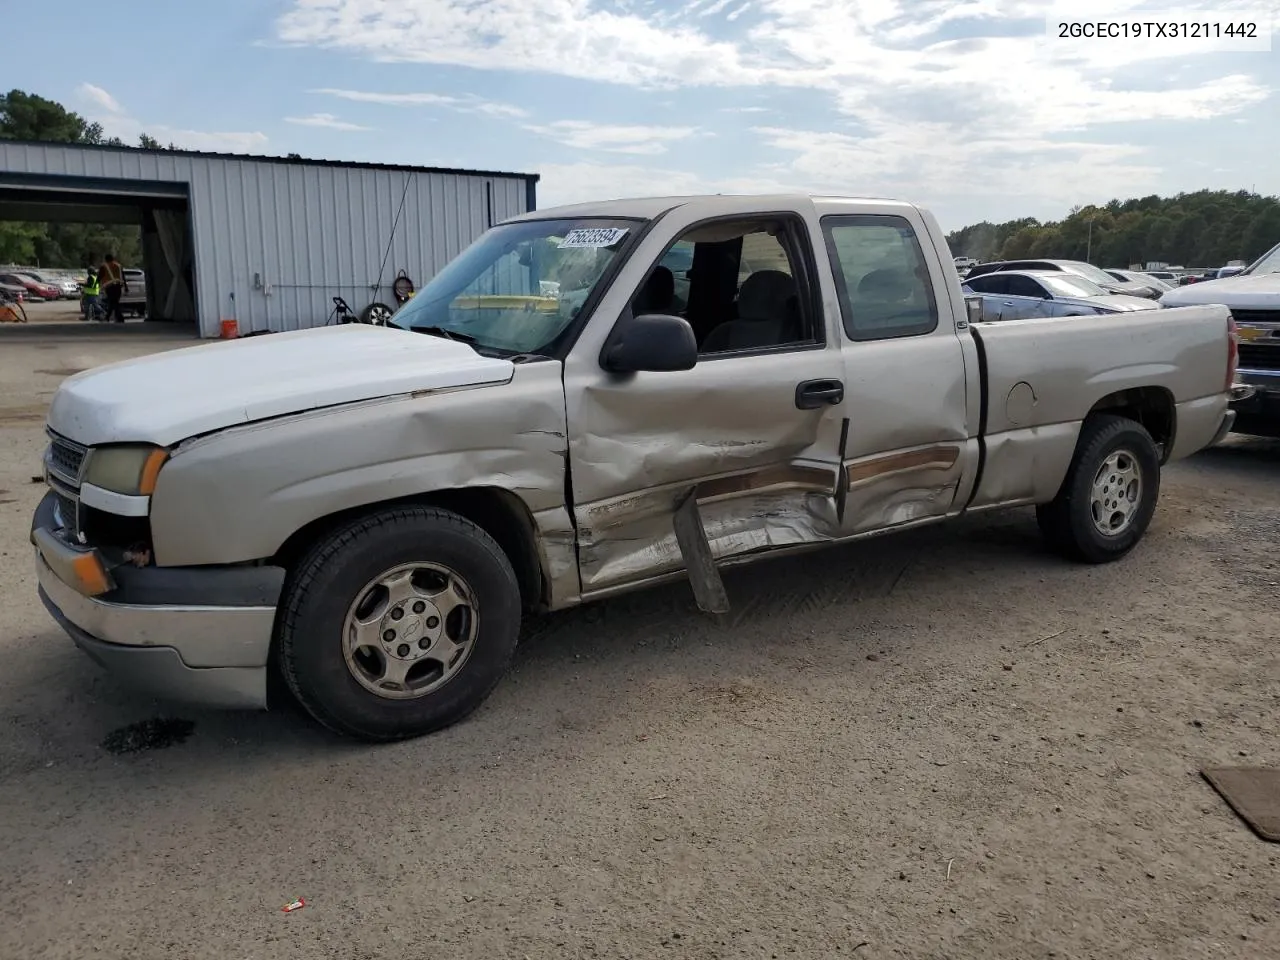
top-left (0, 141), bottom-right (538, 337)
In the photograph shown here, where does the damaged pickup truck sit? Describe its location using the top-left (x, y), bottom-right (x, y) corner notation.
top-left (33, 194), bottom-right (1240, 741)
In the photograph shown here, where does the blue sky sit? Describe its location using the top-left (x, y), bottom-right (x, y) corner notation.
top-left (4, 0), bottom-right (1277, 230)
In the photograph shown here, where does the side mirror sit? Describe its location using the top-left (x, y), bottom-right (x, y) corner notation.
top-left (600, 313), bottom-right (698, 374)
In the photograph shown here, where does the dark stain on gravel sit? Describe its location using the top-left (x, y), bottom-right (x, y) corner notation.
top-left (36, 367), bottom-right (87, 377)
top-left (101, 717), bottom-right (195, 754)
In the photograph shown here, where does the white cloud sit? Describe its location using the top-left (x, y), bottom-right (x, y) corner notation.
top-left (277, 2), bottom-right (775, 89)
top-left (311, 87), bottom-right (527, 119)
top-left (77, 83), bottom-right (122, 114)
top-left (149, 127), bottom-right (271, 153)
top-left (284, 112), bottom-right (373, 131)
top-left (277, 0), bottom-right (1275, 213)
top-left (75, 84), bottom-right (268, 154)
top-left (524, 120), bottom-right (699, 155)
top-left (536, 160), bottom-right (800, 207)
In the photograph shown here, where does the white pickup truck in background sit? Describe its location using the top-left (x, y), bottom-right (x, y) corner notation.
top-left (32, 193), bottom-right (1239, 742)
top-left (1161, 239), bottom-right (1280, 437)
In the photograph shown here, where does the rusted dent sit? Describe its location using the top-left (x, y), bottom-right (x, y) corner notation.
top-left (844, 445), bottom-right (961, 486)
top-left (695, 463), bottom-right (837, 504)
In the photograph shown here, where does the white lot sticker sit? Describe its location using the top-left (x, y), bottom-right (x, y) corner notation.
top-left (557, 227), bottom-right (629, 249)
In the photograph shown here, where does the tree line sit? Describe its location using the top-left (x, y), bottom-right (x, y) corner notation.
top-left (0, 90), bottom-right (179, 268)
top-left (946, 189), bottom-right (1280, 268)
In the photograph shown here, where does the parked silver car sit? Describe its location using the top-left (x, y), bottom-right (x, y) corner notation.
top-left (1105, 269), bottom-right (1174, 298)
top-left (962, 270), bottom-right (1160, 321)
top-left (966, 258), bottom-right (1156, 298)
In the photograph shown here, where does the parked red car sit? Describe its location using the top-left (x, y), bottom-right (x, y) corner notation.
top-left (0, 272), bottom-right (58, 301)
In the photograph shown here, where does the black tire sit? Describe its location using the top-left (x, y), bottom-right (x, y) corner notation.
top-left (277, 506), bottom-right (522, 741)
top-left (1036, 414), bottom-right (1161, 564)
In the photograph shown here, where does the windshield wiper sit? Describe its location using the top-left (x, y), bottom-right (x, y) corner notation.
top-left (410, 325), bottom-right (478, 345)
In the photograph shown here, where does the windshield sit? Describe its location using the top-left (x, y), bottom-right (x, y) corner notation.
top-left (390, 217), bottom-right (640, 353)
top-left (1040, 274), bottom-right (1108, 298)
top-left (1062, 261), bottom-right (1122, 286)
top-left (1137, 273), bottom-right (1172, 290)
top-left (1246, 241), bottom-right (1280, 274)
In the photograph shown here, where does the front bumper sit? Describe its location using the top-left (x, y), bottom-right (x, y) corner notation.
top-left (1230, 373), bottom-right (1280, 438)
top-left (31, 492), bottom-right (284, 710)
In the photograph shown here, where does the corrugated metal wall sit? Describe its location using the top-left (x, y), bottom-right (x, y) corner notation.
top-left (0, 142), bottom-right (536, 336)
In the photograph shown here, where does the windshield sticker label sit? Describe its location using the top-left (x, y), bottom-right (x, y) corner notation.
top-left (557, 227), bottom-right (629, 249)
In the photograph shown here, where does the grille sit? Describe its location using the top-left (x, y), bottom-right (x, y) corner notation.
top-left (1238, 343), bottom-right (1280, 371)
top-left (54, 492), bottom-right (80, 537)
top-left (1230, 308), bottom-right (1280, 326)
top-left (46, 434), bottom-right (87, 485)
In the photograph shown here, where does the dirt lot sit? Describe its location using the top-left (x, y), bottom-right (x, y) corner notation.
top-left (0, 331), bottom-right (1276, 960)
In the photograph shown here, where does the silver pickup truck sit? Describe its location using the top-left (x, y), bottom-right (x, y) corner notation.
top-left (32, 194), bottom-right (1238, 741)
top-left (1160, 239), bottom-right (1279, 437)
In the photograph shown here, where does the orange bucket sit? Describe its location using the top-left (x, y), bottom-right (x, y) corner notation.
top-left (220, 319), bottom-right (239, 339)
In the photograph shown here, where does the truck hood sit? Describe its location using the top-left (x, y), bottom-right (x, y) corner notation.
top-left (47, 325), bottom-right (516, 447)
top-left (1159, 272), bottom-right (1280, 309)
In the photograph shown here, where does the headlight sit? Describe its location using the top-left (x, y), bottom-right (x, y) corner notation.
top-left (82, 444), bottom-right (169, 496)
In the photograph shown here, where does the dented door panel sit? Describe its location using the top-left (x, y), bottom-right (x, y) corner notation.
top-left (561, 195), bottom-right (850, 596)
top-left (836, 336), bottom-right (972, 533)
top-left (817, 205), bottom-right (977, 535)
top-left (568, 350), bottom-right (846, 593)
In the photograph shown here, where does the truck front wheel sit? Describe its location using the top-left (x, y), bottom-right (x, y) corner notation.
top-left (1036, 414), bottom-right (1161, 564)
top-left (277, 506), bottom-right (522, 741)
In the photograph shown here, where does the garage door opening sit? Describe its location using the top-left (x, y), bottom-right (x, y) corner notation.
top-left (0, 172), bottom-right (197, 337)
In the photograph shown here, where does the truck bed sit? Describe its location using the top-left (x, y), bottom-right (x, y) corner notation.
top-left (965, 303), bottom-right (1233, 509)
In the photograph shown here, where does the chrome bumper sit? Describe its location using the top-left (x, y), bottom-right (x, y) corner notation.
top-left (1208, 409), bottom-right (1237, 447)
top-left (32, 493), bottom-right (283, 710)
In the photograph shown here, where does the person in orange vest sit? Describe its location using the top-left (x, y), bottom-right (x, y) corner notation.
top-left (98, 253), bottom-right (127, 323)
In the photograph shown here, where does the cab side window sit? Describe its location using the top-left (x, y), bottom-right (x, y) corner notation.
top-left (822, 215), bottom-right (939, 341)
top-left (628, 218), bottom-right (822, 355)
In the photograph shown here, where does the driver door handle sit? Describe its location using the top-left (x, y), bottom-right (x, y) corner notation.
top-left (795, 378), bottom-right (844, 410)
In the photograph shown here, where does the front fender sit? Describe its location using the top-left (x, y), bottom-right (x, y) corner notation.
top-left (148, 363), bottom-right (568, 567)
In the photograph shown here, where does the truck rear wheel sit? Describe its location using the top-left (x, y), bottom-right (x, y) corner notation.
top-left (1036, 414), bottom-right (1161, 564)
top-left (277, 506), bottom-right (522, 741)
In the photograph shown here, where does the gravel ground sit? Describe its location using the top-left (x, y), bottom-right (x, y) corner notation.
top-left (0, 330), bottom-right (1277, 960)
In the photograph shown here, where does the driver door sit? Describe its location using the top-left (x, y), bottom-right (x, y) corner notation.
top-left (561, 203), bottom-right (848, 597)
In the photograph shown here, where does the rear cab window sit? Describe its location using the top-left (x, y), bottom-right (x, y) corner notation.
top-left (821, 215), bottom-right (939, 341)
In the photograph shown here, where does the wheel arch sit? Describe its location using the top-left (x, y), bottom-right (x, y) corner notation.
top-left (1086, 386), bottom-right (1176, 462)
top-left (271, 487), bottom-right (546, 613)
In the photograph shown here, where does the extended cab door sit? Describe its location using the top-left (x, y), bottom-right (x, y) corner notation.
top-left (816, 206), bottom-right (977, 535)
top-left (561, 200), bottom-right (848, 596)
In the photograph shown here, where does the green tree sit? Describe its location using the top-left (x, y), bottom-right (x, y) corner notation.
top-left (0, 221), bottom-right (44, 262)
top-left (0, 89), bottom-right (95, 142)
top-left (1144, 217), bottom-right (1175, 261)
top-left (0, 89), bottom-right (143, 268)
top-left (138, 132), bottom-right (177, 150)
top-left (950, 189), bottom-right (1280, 268)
